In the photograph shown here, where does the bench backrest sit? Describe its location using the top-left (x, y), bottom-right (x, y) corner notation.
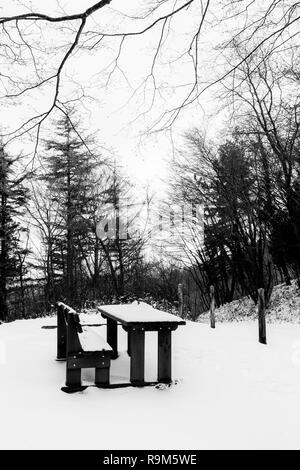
top-left (66, 310), bottom-right (83, 354)
top-left (57, 302), bottom-right (83, 359)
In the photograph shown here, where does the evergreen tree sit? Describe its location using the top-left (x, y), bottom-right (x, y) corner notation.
top-left (0, 147), bottom-right (29, 321)
top-left (42, 111), bottom-right (99, 304)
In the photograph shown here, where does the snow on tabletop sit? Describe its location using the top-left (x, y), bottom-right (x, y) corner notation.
top-left (98, 301), bottom-right (184, 323)
top-left (79, 326), bottom-right (112, 352)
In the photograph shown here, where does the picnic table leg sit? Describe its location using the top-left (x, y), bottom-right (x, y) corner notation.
top-left (130, 328), bottom-right (145, 384)
top-left (127, 331), bottom-right (132, 357)
top-left (106, 317), bottom-right (118, 359)
top-left (158, 329), bottom-right (172, 383)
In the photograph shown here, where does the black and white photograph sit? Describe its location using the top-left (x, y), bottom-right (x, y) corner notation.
top-left (1, 0), bottom-right (300, 453)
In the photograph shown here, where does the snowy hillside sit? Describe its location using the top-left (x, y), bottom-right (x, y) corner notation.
top-left (1, 304), bottom-right (300, 450)
top-left (198, 280), bottom-right (300, 323)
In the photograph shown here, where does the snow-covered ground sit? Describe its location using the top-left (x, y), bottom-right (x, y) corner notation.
top-left (1, 304), bottom-right (300, 450)
top-left (199, 280), bottom-right (300, 323)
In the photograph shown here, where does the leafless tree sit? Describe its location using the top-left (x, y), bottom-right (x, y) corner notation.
top-left (27, 184), bottom-right (65, 307)
top-left (169, 130), bottom-right (276, 307)
top-left (220, 41), bottom-right (300, 274)
top-left (2, 1), bottom-right (300, 155)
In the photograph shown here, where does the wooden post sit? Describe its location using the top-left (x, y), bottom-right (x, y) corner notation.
top-left (210, 285), bottom-right (215, 329)
top-left (258, 288), bottom-right (267, 344)
top-left (178, 283), bottom-right (183, 317)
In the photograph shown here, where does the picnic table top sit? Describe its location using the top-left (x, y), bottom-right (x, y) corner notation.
top-left (98, 302), bottom-right (186, 325)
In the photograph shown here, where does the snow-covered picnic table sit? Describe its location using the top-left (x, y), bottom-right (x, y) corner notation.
top-left (98, 302), bottom-right (186, 385)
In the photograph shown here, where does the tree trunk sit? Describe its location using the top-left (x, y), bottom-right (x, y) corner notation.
top-left (66, 145), bottom-right (74, 303)
top-left (0, 192), bottom-right (8, 321)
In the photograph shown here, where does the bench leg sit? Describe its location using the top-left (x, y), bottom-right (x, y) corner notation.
top-left (158, 330), bottom-right (172, 383)
top-left (107, 318), bottom-right (118, 359)
top-left (66, 367), bottom-right (81, 388)
top-left (130, 329), bottom-right (145, 384)
top-left (95, 367), bottom-right (110, 386)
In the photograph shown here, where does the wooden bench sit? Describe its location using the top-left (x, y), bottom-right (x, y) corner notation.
top-left (56, 302), bottom-right (112, 391)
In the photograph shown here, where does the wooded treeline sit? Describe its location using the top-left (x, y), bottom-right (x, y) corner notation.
top-left (0, 109), bottom-right (202, 321)
top-left (169, 46), bottom-right (300, 310)
top-left (1, 44), bottom-right (300, 321)
top-left (0, 110), bottom-right (148, 321)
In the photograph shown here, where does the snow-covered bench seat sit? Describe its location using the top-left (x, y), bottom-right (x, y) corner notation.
top-left (56, 302), bottom-right (112, 391)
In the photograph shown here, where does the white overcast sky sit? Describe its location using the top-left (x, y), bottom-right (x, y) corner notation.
top-left (0, 0), bottom-right (229, 196)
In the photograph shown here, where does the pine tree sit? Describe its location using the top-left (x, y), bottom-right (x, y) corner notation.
top-left (42, 111), bottom-right (99, 304)
top-left (0, 147), bottom-right (29, 321)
